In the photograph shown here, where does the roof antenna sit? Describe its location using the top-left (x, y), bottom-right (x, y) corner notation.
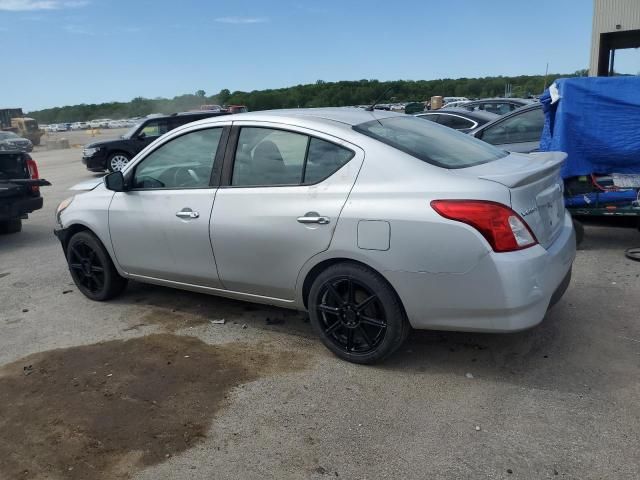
top-left (365, 84), bottom-right (395, 111)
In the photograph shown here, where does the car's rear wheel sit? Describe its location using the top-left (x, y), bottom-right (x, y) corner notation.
top-left (308, 263), bottom-right (410, 364)
top-left (0, 218), bottom-right (22, 234)
top-left (107, 152), bottom-right (130, 172)
top-left (66, 231), bottom-right (127, 301)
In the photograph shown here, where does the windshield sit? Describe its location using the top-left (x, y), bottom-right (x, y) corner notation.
top-left (353, 115), bottom-right (507, 169)
top-left (123, 121), bottom-right (144, 139)
top-left (0, 132), bottom-right (19, 140)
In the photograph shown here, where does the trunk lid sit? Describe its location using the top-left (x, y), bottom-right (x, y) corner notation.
top-left (452, 151), bottom-right (567, 249)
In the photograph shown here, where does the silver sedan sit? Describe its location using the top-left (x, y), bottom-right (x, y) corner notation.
top-left (54, 108), bottom-right (575, 364)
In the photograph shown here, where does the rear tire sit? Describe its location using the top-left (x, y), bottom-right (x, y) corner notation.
top-left (66, 231), bottom-right (127, 301)
top-left (308, 262), bottom-right (410, 364)
top-left (0, 218), bottom-right (22, 234)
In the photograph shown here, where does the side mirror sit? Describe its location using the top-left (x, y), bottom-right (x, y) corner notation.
top-left (472, 129), bottom-right (483, 139)
top-left (137, 132), bottom-right (146, 140)
top-left (104, 171), bottom-right (126, 192)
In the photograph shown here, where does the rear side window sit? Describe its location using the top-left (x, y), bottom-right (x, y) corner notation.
top-left (304, 138), bottom-right (354, 183)
top-left (437, 114), bottom-right (474, 130)
top-left (416, 114), bottom-right (440, 123)
top-left (231, 127), bottom-right (354, 187)
top-left (353, 116), bottom-right (507, 168)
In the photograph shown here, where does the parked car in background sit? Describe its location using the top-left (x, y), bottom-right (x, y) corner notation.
top-left (469, 103), bottom-right (544, 153)
top-left (58, 108), bottom-right (575, 364)
top-left (443, 100), bottom-right (470, 109)
top-left (0, 151), bottom-right (50, 233)
top-left (71, 122), bottom-right (90, 130)
top-left (0, 131), bottom-right (33, 152)
top-left (415, 108), bottom-right (499, 133)
top-left (82, 110), bottom-right (230, 172)
top-left (459, 98), bottom-right (535, 115)
top-left (443, 96), bottom-right (469, 106)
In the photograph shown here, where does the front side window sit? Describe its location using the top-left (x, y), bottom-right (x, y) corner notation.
top-left (353, 115), bottom-right (507, 169)
top-left (231, 128), bottom-right (354, 187)
top-left (481, 108), bottom-right (544, 145)
top-left (133, 128), bottom-right (223, 189)
top-left (140, 119), bottom-right (169, 138)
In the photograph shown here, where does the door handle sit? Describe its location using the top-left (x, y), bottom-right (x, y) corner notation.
top-left (297, 212), bottom-right (330, 225)
top-left (176, 209), bottom-right (199, 219)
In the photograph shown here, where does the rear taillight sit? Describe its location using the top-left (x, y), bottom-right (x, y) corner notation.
top-left (431, 200), bottom-right (538, 253)
top-left (26, 156), bottom-right (40, 193)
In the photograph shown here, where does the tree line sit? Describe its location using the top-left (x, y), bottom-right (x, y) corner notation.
top-left (29, 71), bottom-right (587, 124)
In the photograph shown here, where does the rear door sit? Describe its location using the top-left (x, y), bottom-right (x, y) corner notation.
top-left (211, 123), bottom-right (364, 299)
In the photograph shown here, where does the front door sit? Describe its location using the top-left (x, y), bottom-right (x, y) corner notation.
top-left (211, 124), bottom-right (364, 300)
top-left (109, 125), bottom-right (227, 287)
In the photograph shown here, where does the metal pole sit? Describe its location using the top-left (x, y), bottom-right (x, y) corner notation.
top-left (543, 62), bottom-right (549, 91)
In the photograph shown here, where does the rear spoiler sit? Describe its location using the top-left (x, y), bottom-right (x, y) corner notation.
top-left (477, 152), bottom-right (566, 188)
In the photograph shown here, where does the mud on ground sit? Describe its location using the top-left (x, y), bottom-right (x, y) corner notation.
top-left (0, 334), bottom-right (308, 480)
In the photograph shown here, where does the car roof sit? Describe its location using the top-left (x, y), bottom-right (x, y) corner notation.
top-left (418, 108), bottom-right (499, 122)
top-left (187, 107), bottom-right (402, 128)
top-left (463, 98), bottom-right (534, 105)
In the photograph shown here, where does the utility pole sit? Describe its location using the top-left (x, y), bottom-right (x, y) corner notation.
top-left (543, 62), bottom-right (549, 91)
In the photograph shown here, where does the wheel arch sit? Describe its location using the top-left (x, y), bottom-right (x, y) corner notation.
top-left (300, 257), bottom-right (405, 317)
top-left (59, 223), bottom-right (121, 274)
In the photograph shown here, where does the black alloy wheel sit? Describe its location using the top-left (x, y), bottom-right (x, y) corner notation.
top-left (66, 231), bottom-right (127, 301)
top-left (309, 263), bottom-right (409, 364)
top-left (317, 276), bottom-right (387, 354)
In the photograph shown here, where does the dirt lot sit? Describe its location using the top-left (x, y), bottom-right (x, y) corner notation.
top-left (1, 140), bottom-right (639, 479)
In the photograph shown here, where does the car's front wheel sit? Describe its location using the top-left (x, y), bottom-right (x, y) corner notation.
top-left (66, 230), bottom-right (127, 301)
top-left (308, 262), bottom-right (410, 364)
top-left (107, 152), bottom-right (130, 172)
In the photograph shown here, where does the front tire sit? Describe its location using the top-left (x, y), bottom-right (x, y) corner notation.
top-left (308, 262), bottom-right (410, 364)
top-left (107, 152), bottom-right (130, 172)
top-left (66, 231), bottom-right (127, 301)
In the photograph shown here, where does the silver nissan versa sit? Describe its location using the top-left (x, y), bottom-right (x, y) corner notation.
top-left (54, 108), bottom-right (576, 364)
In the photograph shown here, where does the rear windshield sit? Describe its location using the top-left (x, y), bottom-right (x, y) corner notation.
top-left (353, 115), bottom-right (507, 168)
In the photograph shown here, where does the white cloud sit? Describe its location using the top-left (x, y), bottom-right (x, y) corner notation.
top-left (0, 0), bottom-right (88, 11)
top-left (214, 16), bottom-right (268, 24)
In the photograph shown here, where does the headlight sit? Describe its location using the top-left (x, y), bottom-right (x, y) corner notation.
top-left (83, 147), bottom-right (100, 157)
top-left (56, 196), bottom-right (74, 226)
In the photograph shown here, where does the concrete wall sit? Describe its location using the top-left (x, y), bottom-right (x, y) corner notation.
top-left (590, 0), bottom-right (640, 75)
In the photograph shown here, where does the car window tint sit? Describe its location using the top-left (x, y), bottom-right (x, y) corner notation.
top-left (437, 114), bottom-right (474, 130)
top-left (232, 128), bottom-right (308, 186)
top-left (304, 138), bottom-right (354, 183)
top-left (141, 119), bottom-right (169, 138)
top-left (133, 128), bottom-right (222, 189)
top-left (417, 114), bottom-right (440, 123)
top-left (481, 108), bottom-right (544, 145)
top-left (353, 115), bottom-right (507, 169)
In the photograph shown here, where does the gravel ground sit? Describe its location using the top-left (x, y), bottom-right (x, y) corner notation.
top-left (0, 144), bottom-right (639, 479)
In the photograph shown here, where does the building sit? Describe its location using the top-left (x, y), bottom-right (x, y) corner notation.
top-left (589, 0), bottom-right (640, 76)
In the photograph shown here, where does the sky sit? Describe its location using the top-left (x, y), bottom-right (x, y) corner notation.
top-left (0, 0), bottom-right (635, 111)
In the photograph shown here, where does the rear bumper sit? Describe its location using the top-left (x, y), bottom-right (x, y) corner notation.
top-left (0, 196), bottom-right (43, 221)
top-left (388, 210), bottom-right (576, 332)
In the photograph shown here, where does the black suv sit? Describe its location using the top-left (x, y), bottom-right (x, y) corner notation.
top-left (82, 111), bottom-right (229, 172)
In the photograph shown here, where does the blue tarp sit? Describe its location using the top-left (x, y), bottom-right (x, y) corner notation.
top-left (539, 77), bottom-right (640, 179)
